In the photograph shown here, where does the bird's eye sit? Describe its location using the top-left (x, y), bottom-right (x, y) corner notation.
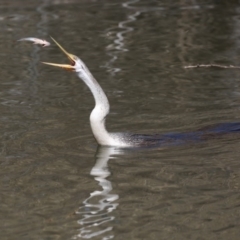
top-left (70, 56), bottom-right (78, 66)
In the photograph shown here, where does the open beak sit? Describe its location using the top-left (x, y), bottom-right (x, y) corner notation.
top-left (42, 37), bottom-right (75, 70)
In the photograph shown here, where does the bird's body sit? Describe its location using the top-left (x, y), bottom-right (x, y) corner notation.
top-left (43, 38), bottom-right (240, 148)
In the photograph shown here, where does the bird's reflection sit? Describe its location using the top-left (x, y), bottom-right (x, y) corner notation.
top-left (73, 147), bottom-right (123, 239)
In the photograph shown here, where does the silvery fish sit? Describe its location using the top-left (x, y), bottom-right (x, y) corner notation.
top-left (17, 37), bottom-right (50, 47)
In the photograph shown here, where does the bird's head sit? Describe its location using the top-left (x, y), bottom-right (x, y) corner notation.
top-left (42, 37), bottom-right (85, 72)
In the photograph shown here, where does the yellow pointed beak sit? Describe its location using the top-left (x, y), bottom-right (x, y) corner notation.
top-left (42, 37), bottom-right (75, 70)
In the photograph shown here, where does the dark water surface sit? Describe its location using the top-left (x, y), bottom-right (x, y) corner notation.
top-left (1, 0), bottom-right (240, 239)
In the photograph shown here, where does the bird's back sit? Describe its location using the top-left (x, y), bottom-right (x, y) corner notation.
top-left (119, 122), bottom-right (240, 148)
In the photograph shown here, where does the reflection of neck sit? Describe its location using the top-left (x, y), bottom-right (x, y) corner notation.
top-left (91, 146), bottom-right (119, 176)
top-left (74, 147), bottom-right (122, 239)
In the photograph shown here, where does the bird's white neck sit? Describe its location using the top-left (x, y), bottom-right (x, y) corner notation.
top-left (76, 66), bottom-right (125, 146)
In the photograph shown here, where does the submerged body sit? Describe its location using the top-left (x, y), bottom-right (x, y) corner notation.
top-left (18, 37), bottom-right (50, 47)
top-left (117, 122), bottom-right (240, 148)
top-left (43, 38), bottom-right (240, 148)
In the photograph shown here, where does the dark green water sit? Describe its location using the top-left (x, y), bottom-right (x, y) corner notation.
top-left (1, 0), bottom-right (240, 239)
